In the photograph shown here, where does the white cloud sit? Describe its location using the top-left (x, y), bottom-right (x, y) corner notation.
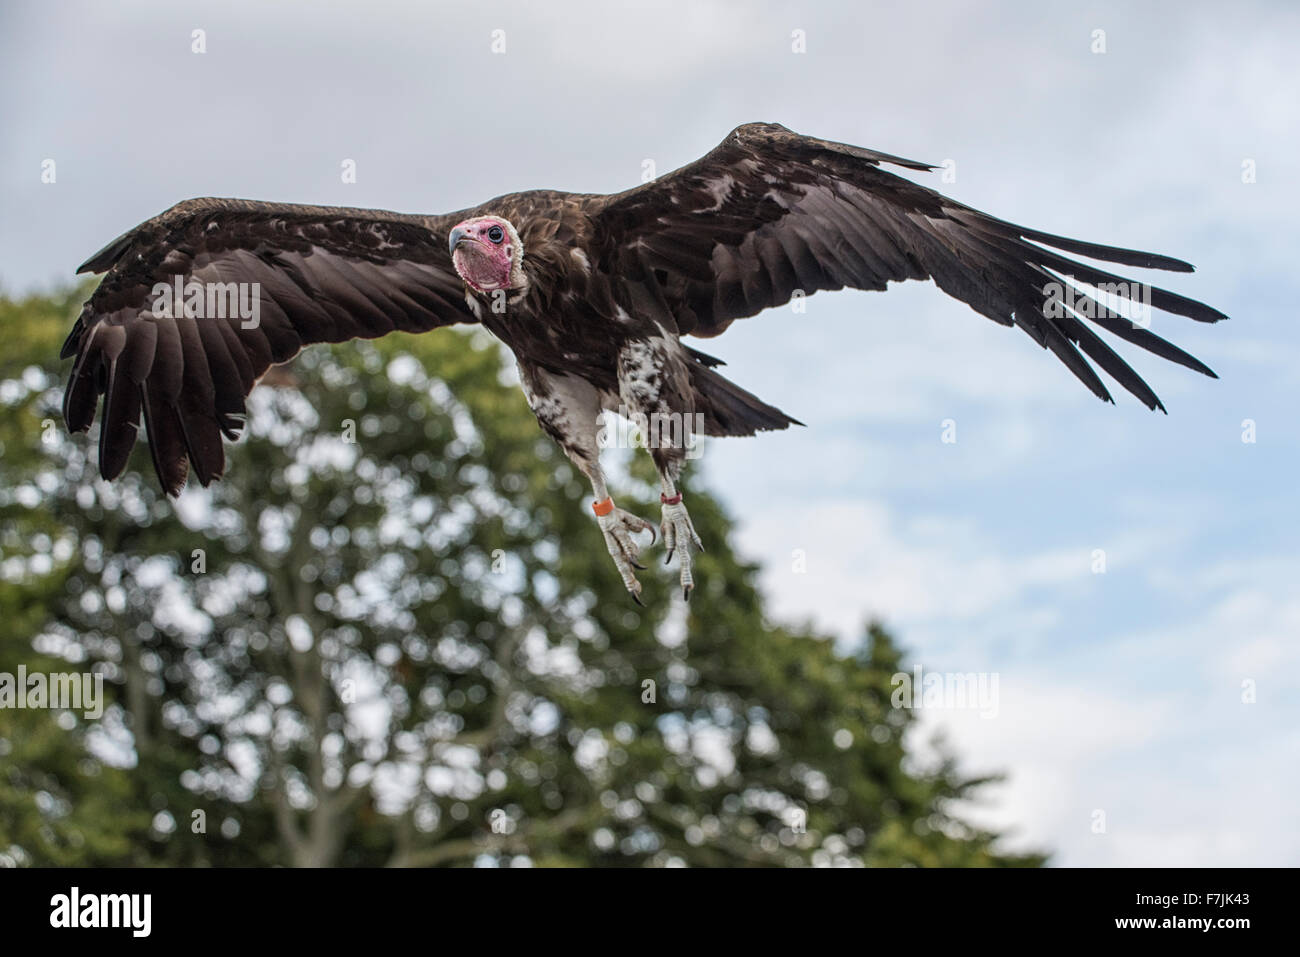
top-left (730, 497), bottom-right (1176, 639)
top-left (913, 555), bottom-right (1300, 865)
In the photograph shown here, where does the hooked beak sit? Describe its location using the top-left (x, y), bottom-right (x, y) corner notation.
top-left (448, 225), bottom-right (472, 256)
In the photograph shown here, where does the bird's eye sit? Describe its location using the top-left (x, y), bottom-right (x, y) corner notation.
top-left (487, 225), bottom-right (505, 244)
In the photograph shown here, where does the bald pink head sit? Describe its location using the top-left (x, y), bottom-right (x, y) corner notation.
top-left (449, 216), bottom-right (520, 294)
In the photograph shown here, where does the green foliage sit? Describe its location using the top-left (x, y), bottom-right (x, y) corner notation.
top-left (0, 288), bottom-right (1045, 867)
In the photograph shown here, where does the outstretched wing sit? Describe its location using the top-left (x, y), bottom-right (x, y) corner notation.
top-left (63, 199), bottom-right (475, 493)
top-left (589, 122), bottom-right (1227, 410)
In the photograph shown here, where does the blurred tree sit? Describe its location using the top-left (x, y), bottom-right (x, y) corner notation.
top-left (0, 286), bottom-right (157, 865)
top-left (0, 288), bottom-right (1044, 867)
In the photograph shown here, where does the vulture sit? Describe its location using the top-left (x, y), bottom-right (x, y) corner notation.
top-left (62, 122), bottom-right (1227, 602)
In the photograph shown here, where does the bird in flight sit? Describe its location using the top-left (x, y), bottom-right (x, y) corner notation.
top-left (62, 123), bottom-right (1227, 602)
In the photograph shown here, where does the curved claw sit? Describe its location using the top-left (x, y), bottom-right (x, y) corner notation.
top-left (660, 499), bottom-right (704, 601)
top-left (596, 504), bottom-right (655, 603)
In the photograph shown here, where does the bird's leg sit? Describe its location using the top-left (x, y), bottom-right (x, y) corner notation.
top-left (585, 465), bottom-right (656, 604)
top-left (655, 464), bottom-right (704, 602)
top-left (517, 363), bottom-right (655, 603)
top-left (613, 335), bottom-right (706, 601)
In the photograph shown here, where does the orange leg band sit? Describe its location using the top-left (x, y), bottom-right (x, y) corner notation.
top-left (591, 496), bottom-right (615, 517)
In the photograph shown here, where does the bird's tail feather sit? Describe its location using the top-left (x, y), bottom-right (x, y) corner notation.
top-left (690, 364), bottom-right (802, 436)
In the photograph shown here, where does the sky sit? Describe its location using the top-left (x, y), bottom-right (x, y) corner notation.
top-left (2, 0), bottom-right (1297, 866)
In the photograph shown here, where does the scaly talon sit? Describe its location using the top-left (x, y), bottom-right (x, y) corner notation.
top-left (594, 500), bottom-right (655, 600)
top-left (660, 495), bottom-right (703, 601)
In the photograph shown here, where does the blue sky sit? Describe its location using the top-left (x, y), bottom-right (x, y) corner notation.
top-left (2, 0), bottom-right (1296, 865)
